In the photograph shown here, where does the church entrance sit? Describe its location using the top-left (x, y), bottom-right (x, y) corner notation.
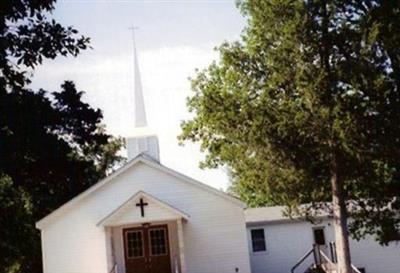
top-left (123, 224), bottom-right (172, 273)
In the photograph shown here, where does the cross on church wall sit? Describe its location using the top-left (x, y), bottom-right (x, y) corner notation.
top-left (136, 198), bottom-right (148, 217)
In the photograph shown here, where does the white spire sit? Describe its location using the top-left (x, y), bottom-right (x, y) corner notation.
top-left (131, 27), bottom-right (147, 128)
top-left (126, 27), bottom-right (160, 162)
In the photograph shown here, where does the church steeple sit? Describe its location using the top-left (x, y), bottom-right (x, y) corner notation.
top-left (126, 27), bottom-right (160, 162)
top-left (132, 28), bottom-right (147, 128)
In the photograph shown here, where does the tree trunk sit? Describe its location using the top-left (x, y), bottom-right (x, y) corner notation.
top-left (331, 159), bottom-right (352, 273)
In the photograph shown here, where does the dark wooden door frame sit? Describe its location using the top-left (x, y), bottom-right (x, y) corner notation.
top-left (123, 224), bottom-right (172, 273)
top-left (123, 226), bottom-right (148, 273)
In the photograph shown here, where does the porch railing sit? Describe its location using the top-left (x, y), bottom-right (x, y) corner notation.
top-left (329, 242), bottom-right (362, 273)
top-left (291, 243), bottom-right (362, 273)
top-left (291, 246), bottom-right (316, 273)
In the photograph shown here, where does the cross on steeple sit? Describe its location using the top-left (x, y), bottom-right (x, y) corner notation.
top-left (136, 198), bottom-right (148, 217)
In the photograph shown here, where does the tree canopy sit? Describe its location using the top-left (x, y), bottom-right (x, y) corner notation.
top-left (180, 1), bottom-right (400, 271)
top-left (0, 1), bottom-right (124, 272)
top-left (0, 0), bottom-right (89, 91)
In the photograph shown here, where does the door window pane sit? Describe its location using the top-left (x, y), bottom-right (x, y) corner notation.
top-left (126, 231), bottom-right (144, 258)
top-left (251, 229), bottom-right (266, 252)
top-left (313, 228), bottom-right (326, 245)
top-left (149, 228), bottom-right (167, 256)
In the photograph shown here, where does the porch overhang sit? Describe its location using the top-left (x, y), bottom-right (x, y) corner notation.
top-left (97, 191), bottom-right (190, 227)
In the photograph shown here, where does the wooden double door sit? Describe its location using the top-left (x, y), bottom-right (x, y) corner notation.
top-left (123, 224), bottom-right (171, 273)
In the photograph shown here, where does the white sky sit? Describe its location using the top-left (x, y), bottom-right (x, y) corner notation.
top-left (29, 0), bottom-right (246, 190)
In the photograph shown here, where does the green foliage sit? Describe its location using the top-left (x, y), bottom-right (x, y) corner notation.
top-left (0, 173), bottom-right (34, 273)
top-left (0, 1), bottom-right (124, 272)
top-left (0, 81), bottom-right (125, 273)
top-left (180, 0), bottom-right (400, 244)
top-left (0, 0), bottom-right (89, 91)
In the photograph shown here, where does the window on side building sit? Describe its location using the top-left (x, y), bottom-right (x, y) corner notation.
top-left (251, 228), bottom-right (266, 252)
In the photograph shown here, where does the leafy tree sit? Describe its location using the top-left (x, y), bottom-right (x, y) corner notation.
top-left (0, 1), bottom-right (124, 272)
top-left (0, 0), bottom-right (89, 92)
top-left (180, 1), bottom-right (400, 273)
top-left (0, 173), bottom-right (34, 273)
top-left (0, 81), bottom-right (124, 273)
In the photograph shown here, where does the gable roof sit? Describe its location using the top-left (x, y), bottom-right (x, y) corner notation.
top-left (97, 190), bottom-right (190, 227)
top-left (245, 206), bottom-right (291, 224)
top-left (36, 154), bottom-right (245, 230)
top-left (245, 206), bottom-right (331, 225)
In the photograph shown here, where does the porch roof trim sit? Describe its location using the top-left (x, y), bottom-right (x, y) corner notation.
top-left (97, 191), bottom-right (190, 227)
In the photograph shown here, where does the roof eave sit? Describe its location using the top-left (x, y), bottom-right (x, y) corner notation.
top-left (36, 154), bottom-right (243, 230)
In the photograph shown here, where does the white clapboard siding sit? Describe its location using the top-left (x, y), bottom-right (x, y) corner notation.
top-left (247, 219), bottom-right (400, 273)
top-left (40, 160), bottom-right (251, 273)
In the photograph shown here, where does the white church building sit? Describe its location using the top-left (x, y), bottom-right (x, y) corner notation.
top-left (36, 41), bottom-right (400, 273)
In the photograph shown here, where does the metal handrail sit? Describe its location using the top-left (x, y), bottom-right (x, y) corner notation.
top-left (292, 244), bottom-right (362, 273)
top-left (329, 241), bottom-right (337, 263)
top-left (351, 264), bottom-right (362, 273)
top-left (328, 241), bottom-right (362, 273)
top-left (318, 248), bottom-right (337, 273)
top-left (291, 247), bottom-right (315, 273)
top-left (319, 249), bottom-right (335, 265)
